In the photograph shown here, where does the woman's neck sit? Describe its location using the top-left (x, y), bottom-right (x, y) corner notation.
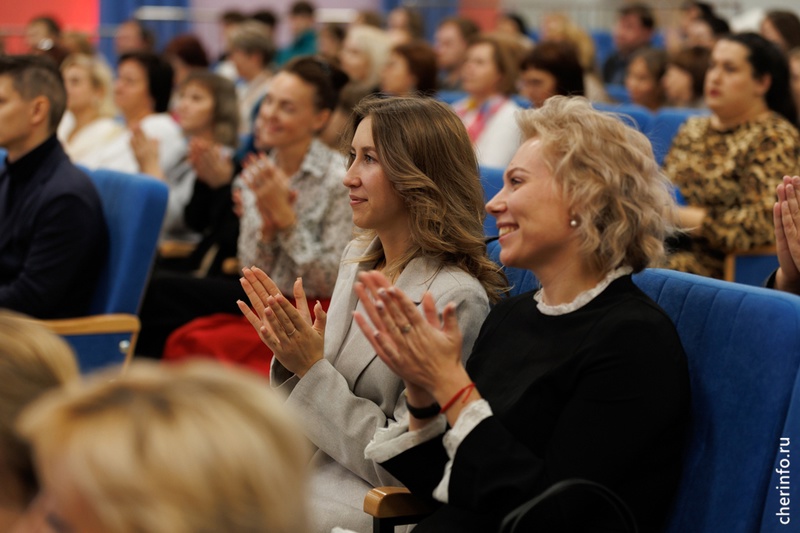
top-left (124, 106), bottom-right (153, 127)
top-left (535, 259), bottom-right (605, 307)
top-left (712, 101), bottom-right (769, 130)
top-left (376, 228), bottom-right (413, 280)
top-left (69, 106), bottom-right (101, 140)
top-left (469, 91), bottom-right (499, 108)
top-left (274, 137), bottom-right (313, 177)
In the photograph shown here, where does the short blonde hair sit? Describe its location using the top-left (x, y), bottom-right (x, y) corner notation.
top-left (0, 310), bottom-right (78, 504)
top-left (18, 361), bottom-right (310, 533)
top-left (345, 25), bottom-right (393, 88)
top-left (61, 53), bottom-right (117, 118)
top-left (517, 96), bottom-right (675, 273)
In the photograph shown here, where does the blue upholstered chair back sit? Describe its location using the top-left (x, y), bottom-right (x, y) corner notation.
top-left (85, 168), bottom-right (168, 314)
top-left (593, 102), bottom-right (652, 133)
top-left (649, 107), bottom-right (709, 166)
top-left (632, 269), bottom-right (800, 533)
top-left (480, 166), bottom-right (505, 238)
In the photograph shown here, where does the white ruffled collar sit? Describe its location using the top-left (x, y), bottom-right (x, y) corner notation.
top-left (534, 267), bottom-right (633, 316)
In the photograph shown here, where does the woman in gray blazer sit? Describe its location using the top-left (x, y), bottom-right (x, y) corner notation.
top-left (239, 96), bottom-right (507, 532)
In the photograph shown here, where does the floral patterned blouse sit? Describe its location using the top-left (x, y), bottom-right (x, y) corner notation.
top-left (663, 112), bottom-right (800, 278)
top-left (237, 138), bottom-right (352, 297)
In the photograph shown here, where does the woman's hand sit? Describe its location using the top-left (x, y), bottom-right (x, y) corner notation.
top-left (353, 271), bottom-right (466, 395)
top-left (237, 266), bottom-right (327, 377)
top-left (241, 153), bottom-right (297, 231)
top-left (189, 137), bottom-right (234, 189)
top-left (130, 125), bottom-right (163, 179)
top-left (774, 175), bottom-right (800, 295)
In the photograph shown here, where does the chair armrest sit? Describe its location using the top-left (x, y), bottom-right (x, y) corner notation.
top-left (159, 240), bottom-right (198, 259)
top-left (35, 314), bottom-right (141, 370)
top-left (364, 486), bottom-right (437, 519)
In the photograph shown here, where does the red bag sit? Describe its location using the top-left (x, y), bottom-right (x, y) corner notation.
top-left (163, 299), bottom-right (331, 379)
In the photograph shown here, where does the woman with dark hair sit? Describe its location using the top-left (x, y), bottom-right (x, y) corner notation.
top-left (90, 52), bottom-right (187, 189)
top-left (517, 41), bottom-right (584, 108)
top-left (380, 41), bottom-right (438, 96)
top-left (663, 45), bottom-right (710, 108)
top-left (163, 34), bottom-right (210, 87)
top-left (761, 10), bottom-right (800, 55)
top-left (239, 95), bottom-right (504, 532)
top-left (625, 47), bottom-right (668, 111)
top-left (137, 57), bottom-right (352, 366)
top-left (665, 33), bottom-right (800, 279)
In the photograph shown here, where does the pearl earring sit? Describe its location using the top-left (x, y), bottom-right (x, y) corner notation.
top-left (569, 218), bottom-right (579, 228)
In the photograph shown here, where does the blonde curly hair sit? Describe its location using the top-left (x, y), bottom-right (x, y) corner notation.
top-left (518, 96), bottom-right (676, 273)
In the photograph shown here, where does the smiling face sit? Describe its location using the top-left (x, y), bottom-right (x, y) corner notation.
top-left (343, 117), bottom-right (409, 237)
top-left (253, 71), bottom-right (328, 152)
top-left (485, 138), bottom-right (577, 272)
top-left (175, 81), bottom-right (214, 136)
top-left (704, 39), bottom-right (770, 121)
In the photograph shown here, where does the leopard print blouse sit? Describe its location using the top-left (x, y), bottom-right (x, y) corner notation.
top-left (663, 112), bottom-right (800, 278)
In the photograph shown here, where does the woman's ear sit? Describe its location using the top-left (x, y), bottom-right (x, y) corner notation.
top-left (755, 73), bottom-right (772, 98)
top-left (312, 108), bottom-right (332, 133)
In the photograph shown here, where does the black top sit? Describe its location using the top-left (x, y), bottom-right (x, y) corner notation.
top-left (0, 135), bottom-right (108, 318)
top-left (382, 276), bottom-right (690, 532)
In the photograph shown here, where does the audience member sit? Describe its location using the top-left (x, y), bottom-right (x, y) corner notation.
top-left (0, 55), bottom-right (108, 319)
top-left (496, 12), bottom-right (535, 51)
top-left (57, 54), bottom-right (126, 168)
top-left (137, 58), bottom-right (350, 365)
top-left (60, 31), bottom-right (96, 57)
top-left (228, 21), bottom-right (275, 135)
top-left (386, 6), bottom-right (425, 45)
top-left (685, 14), bottom-right (730, 50)
top-left (24, 15), bottom-right (61, 54)
top-left (238, 95), bottom-right (504, 532)
top-left (353, 10), bottom-right (383, 28)
top-left (760, 10), bottom-right (800, 55)
top-left (380, 41), bottom-right (438, 96)
top-left (625, 47), bottom-right (668, 111)
top-left (451, 35), bottom-right (523, 167)
top-left (17, 361), bottom-right (311, 533)
top-left (0, 310), bottom-right (78, 532)
top-left (114, 19), bottom-right (154, 56)
top-left (319, 82), bottom-right (372, 149)
top-left (772, 175), bottom-right (800, 295)
top-left (665, 0), bottom-right (715, 53)
top-left (665, 33), bottom-right (800, 279)
top-left (354, 96), bottom-right (689, 533)
top-left (251, 9), bottom-right (278, 32)
top-left (518, 41), bottom-right (585, 108)
top-left (790, 47), bottom-right (800, 123)
top-left (539, 12), bottom-right (608, 102)
top-left (163, 34), bottom-right (210, 88)
top-left (214, 10), bottom-right (247, 81)
top-left (603, 3), bottom-right (656, 85)
top-left (339, 25), bottom-right (393, 92)
top-left (277, 1), bottom-right (318, 66)
top-left (318, 23), bottom-right (346, 67)
top-left (97, 53), bottom-right (187, 189)
top-left (434, 17), bottom-right (480, 92)
top-left (134, 72), bottom-right (239, 243)
top-left (663, 45), bottom-right (710, 108)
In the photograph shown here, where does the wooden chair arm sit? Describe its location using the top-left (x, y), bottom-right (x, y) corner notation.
top-left (159, 240), bottom-right (198, 259)
top-left (364, 486), bottom-right (436, 518)
top-left (723, 245), bottom-right (778, 283)
top-left (34, 314), bottom-right (141, 371)
top-left (221, 257), bottom-right (241, 276)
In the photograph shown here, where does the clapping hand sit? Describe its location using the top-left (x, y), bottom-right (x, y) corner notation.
top-left (188, 137), bottom-right (234, 189)
top-left (241, 154), bottom-right (298, 240)
top-left (237, 266), bottom-right (326, 377)
top-left (774, 175), bottom-right (800, 295)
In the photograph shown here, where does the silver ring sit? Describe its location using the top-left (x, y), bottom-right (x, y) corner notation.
top-left (287, 329), bottom-right (297, 337)
top-left (400, 324), bottom-right (412, 334)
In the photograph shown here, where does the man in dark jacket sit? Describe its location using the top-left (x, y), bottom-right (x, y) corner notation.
top-left (0, 55), bottom-right (108, 318)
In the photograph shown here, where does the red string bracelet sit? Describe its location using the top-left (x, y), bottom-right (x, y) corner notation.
top-left (439, 382), bottom-right (476, 414)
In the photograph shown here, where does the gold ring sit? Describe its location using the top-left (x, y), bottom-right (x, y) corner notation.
top-left (400, 324), bottom-right (412, 334)
top-left (287, 329), bottom-right (297, 337)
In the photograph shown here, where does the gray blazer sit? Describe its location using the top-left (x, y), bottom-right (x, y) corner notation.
top-left (271, 237), bottom-right (491, 533)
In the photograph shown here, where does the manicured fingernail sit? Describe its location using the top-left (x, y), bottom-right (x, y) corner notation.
top-left (376, 300), bottom-right (385, 311)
